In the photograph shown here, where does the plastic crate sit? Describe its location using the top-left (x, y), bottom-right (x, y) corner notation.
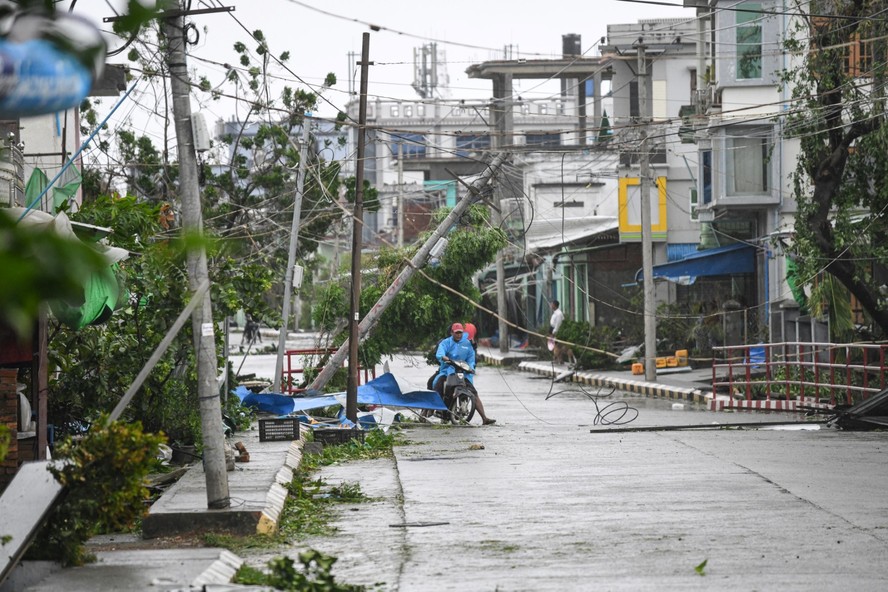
top-left (259, 418), bottom-right (300, 442)
top-left (313, 428), bottom-right (365, 446)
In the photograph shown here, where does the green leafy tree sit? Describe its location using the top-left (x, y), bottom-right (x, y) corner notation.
top-left (54, 26), bottom-right (350, 437)
top-left (48, 196), bottom-right (275, 442)
top-left (198, 33), bottom-right (360, 322)
top-left (784, 1), bottom-right (888, 337)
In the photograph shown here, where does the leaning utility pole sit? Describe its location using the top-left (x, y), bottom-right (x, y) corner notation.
top-left (637, 42), bottom-right (657, 382)
top-left (162, 10), bottom-right (229, 508)
top-left (346, 32), bottom-right (371, 423)
top-left (308, 152), bottom-right (509, 393)
top-left (273, 118), bottom-right (311, 393)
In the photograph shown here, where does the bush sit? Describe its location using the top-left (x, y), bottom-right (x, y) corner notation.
top-left (556, 320), bottom-right (621, 370)
top-left (27, 415), bottom-right (165, 566)
top-left (235, 550), bottom-right (364, 591)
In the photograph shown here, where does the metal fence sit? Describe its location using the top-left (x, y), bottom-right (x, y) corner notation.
top-left (711, 341), bottom-right (888, 410)
top-left (282, 348), bottom-right (376, 394)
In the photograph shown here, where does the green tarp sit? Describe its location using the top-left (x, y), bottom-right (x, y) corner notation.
top-left (23, 168), bottom-right (125, 329)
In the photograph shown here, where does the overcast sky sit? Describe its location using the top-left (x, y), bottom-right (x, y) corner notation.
top-left (65, 1), bottom-right (697, 128)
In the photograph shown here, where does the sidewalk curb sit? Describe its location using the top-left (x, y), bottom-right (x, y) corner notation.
top-left (476, 349), bottom-right (712, 405)
top-left (257, 438), bottom-right (303, 535)
top-left (518, 360), bottom-right (711, 404)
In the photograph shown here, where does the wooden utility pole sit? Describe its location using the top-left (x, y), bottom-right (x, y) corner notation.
top-left (637, 42), bottom-right (657, 382)
top-left (346, 33), bottom-right (371, 423)
top-left (273, 118), bottom-right (311, 393)
top-left (162, 10), bottom-right (229, 508)
top-left (307, 152), bottom-right (508, 393)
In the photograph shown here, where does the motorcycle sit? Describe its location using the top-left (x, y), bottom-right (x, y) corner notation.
top-left (440, 358), bottom-right (477, 425)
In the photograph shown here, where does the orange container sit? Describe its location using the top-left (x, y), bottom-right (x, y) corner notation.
top-left (675, 349), bottom-right (689, 366)
top-left (631, 363), bottom-right (644, 375)
top-left (655, 357), bottom-right (667, 368)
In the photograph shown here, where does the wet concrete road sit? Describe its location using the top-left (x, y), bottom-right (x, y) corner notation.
top-left (244, 353), bottom-right (888, 591)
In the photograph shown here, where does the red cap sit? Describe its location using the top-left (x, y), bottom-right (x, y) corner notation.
top-left (451, 323), bottom-right (464, 333)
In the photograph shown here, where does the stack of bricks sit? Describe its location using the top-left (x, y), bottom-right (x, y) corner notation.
top-left (0, 368), bottom-right (19, 493)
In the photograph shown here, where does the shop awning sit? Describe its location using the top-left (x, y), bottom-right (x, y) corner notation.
top-left (636, 242), bottom-right (756, 285)
top-left (525, 217), bottom-right (618, 251)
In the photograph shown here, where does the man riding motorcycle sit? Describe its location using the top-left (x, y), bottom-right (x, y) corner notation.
top-left (432, 323), bottom-right (496, 425)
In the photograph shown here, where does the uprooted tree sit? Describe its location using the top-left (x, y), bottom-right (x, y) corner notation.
top-left (784, 0), bottom-right (888, 337)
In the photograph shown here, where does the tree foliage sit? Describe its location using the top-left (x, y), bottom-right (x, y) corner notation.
top-left (313, 204), bottom-right (507, 371)
top-left (28, 416), bottom-right (165, 566)
top-left (784, 0), bottom-right (888, 337)
top-left (53, 25), bottom-right (355, 439)
top-left (48, 196), bottom-right (275, 443)
top-left (0, 209), bottom-right (108, 336)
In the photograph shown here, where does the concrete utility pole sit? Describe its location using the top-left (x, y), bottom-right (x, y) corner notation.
top-left (637, 42), bottom-right (658, 382)
top-left (492, 73), bottom-right (514, 353)
top-left (346, 33), bottom-right (371, 423)
top-left (397, 141), bottom-right (404, 247)
top-left (273, 118), bottom-right (312, 393)
top-left (308, 152), bottom-right (509, 393)
top-left (162, 11), bottom-right (229, 508)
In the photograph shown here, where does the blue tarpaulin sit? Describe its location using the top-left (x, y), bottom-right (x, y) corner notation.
top-left (635, 243), bottom-right (756, 286)
top-left (234, 372), bottom-right (447, 415)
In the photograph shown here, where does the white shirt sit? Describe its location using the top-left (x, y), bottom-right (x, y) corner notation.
top-left (550, 308), bottom-right (564, 334)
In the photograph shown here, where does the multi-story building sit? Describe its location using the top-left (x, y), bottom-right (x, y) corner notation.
top-left (342, 90), bottom-right (580, 246)
top-left (687, 0), bottom-right (811, 344)
top-left (342, 29), bottom-right (706, 337)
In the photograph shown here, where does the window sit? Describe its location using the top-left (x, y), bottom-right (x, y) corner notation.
top-left (690, 188), bottom-right (699, 220)
top-left (453, 107), bottom-right (463, 116)
top-left (629, 81), bottom-right (639, 118)
top-left (521, 103), bottom-right (530, 115)
top-left (404, 105), bottom-right (413, 117)
top-left (390, 105), bottom-right (399, 117)
top-left (417, 104), bottom-right (425, 117)
top-left (455, 134), bottom-right (490, 157)
top-left (737, 3), bottom-right (762, 79)
top-left (701, 150), bottom-right (712, 205)
top-left (726, 127), bottom-right (771, 195)
top-left (389, 133), bottom-right (426, 159)
top-left (810, 16), bottom-right (873, 78)
top-left (525, 132), bottom-right (560, 147)
top-left (846, 33), bottom-right (873, 77)
top-left (539, 103), bottom-right (548, 115)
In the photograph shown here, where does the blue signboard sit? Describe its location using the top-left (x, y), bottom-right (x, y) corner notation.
top-left (0, 11), bottom-right (105, 118)
top-left (0, 38), bottom-right (94, 117)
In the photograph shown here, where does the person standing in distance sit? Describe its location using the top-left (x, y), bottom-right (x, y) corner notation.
top-left (549, 300), bottom-right (570, 365)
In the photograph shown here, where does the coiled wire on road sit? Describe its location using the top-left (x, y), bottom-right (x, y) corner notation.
top-left (544, 364), bottom-right (639, 426)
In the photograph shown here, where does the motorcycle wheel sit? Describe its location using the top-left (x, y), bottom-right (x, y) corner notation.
top-left (449, 390), bottom-right (476, 424)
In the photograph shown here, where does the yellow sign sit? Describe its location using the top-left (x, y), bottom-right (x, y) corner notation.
top-left (618, 176), bottom-right (667, 241)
